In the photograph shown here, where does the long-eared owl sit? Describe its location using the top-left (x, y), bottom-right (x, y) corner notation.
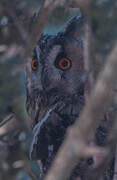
top-left (26, 16), bottom-right (87, 179)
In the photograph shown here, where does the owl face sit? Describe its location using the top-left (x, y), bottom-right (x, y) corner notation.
top-left (27, 16), bottom-right (85, 97)
top-left (26, 16), bottom-right (86, 175)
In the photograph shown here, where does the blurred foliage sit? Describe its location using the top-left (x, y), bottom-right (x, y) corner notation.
top-left (0, 56), bottom-right (25, 117)
top-left (91, 0), bottom-right (117, 54)
top-left (90, 0), bottom-right (117, 78)
top-left (0, 0), bottom-right (117, 179)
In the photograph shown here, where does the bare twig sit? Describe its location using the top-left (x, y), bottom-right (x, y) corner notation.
top-left (0, 114), bottom-right (14, 128)
top-left (83, 15), bottom-right (95, 98)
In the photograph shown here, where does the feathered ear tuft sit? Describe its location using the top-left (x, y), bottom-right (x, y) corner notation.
top-left (60, 15), bottom-right (84, 40)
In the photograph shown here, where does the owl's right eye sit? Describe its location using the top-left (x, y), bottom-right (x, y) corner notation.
top-left (32, 58), bottom-right (38, 71)
top-left (55, 52), bottom-right (72, 71)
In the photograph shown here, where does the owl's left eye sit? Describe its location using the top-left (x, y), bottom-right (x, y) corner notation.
top-left (58, 58), bottom-right (71, 70)
top-left (32, 58), bottom-right (38, 71)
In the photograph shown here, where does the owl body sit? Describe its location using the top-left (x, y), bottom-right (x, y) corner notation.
top-left (26, 16), bottom-right (86, 179)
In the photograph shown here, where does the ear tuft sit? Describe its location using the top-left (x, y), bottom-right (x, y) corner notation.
top-left (60, 15), bottom-right (83, 40)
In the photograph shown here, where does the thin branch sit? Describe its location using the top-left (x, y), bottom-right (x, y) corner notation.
top-left (83, 14), bottom-right (94, 97)
top-left (0, 114), bottom-right (14, 128)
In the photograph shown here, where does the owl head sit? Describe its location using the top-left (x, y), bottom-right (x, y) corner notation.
top-left (26, 15), bottom-right (85, 113)
top-left (26, 15), bottom-right (86, 174)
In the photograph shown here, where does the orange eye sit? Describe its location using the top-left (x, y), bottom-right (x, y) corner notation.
top-left (58, 58), bottom-right (71, 70)
top-left (32, 58), bottom-right (38, 71)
